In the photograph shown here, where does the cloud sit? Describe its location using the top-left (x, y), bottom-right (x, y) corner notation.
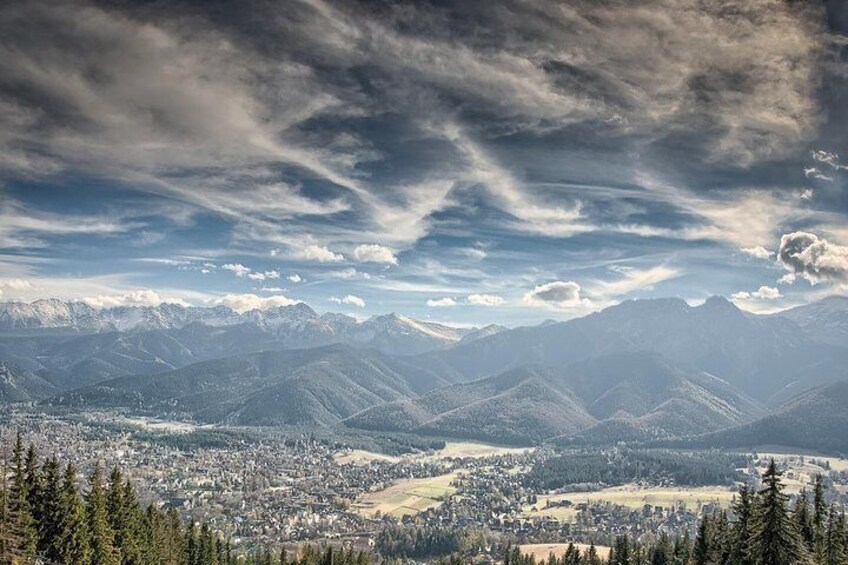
top-left (740, 246), bottom-right (774, 260)
top-left (324, 268), bottom-right (370, 280)
top-left (426, 297), bottom-right (457, 307)
top-left (811, 150), bottom-right (848, 171)
top-left (288, 274), bottom-right (302, 283)
top-left (298, 245), bottom-right (345, 263)
top-left (247, 270), bottom-right (280, 281)
top-left (221, 263), bottom-right (252, 278)
top-left (329, 294), bottom-right (365, 308)
top-left (777, 232), bottom-right (848, 284)
top-left (523, 281), bottom-right (587, 308)
top-left (353, 244), bottom-right (398, 265)
top-left (82, 290), bottom-right (188, 309)
top-left (215, 293), bottom-right (301, 313)
top-left (732, 286), bottom-right (782, 301)
top-left (458, 247), bottom-right (487, 261)
top-left (803, 167), bottom-right (833, 182)
top-left (466, 293), bottom-right (504, 306)
top-left (590, 265), bottom-right (679, 298)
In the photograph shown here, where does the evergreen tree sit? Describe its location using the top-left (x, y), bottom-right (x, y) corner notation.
top-left (748, 459), bottom-right (804, 565)
top-left (693, 514), bottom-right (712, 565)
top-left (823, 508), bottom-right (846, 565)
top-left (793, 490), bottom-right (815, 553)
top-left (7, 433), bottom-right (36, 562)
top-left (730, 485), bottom-right (755, 565)
top-left (38, 455), bottom-right (63, 563)
top-left (57, 462), bottom-right (91, 565)
top-left (87, 462), bottom-right (119, 565)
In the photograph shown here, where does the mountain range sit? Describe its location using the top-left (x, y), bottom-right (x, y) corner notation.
top-left (3, 295), bottom-right (848, 451)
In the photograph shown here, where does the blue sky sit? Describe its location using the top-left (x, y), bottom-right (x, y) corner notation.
top-left (0, 0), bottom-right (847, 326)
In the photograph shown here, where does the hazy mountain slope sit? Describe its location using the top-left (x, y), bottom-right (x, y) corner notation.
top-left (345, 366), bottom-right (596, 443)
top-left (49, 345), bottom-right (453, 426)
top-left (417, 297), bottom-right (847, 402)
top-left (0, 361), bottom-right (57, 402)
top-left (348, 352), bottom-right (764, 444)
top-left (779, 296), bottom-right (848, 347)
top-left (673, 380), bottom-right (848, 454)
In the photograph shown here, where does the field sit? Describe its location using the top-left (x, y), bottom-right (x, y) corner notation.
top-left (519, 543), bottom-right (611, 561)
top-left (336, 441), bottom-right (531, 466)
top-left (334, 449), bottom-right (401, 465)
top-left (524, 483), bottom-right (738, 521)
top-left (353, 472), bottom-right (458, 518)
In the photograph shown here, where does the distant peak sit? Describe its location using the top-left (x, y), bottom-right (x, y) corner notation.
top-left (701, 295), bottom-right (737, 309)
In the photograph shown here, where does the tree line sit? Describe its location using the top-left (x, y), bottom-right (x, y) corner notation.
top-left (0, 433), bottom-right (371, 565)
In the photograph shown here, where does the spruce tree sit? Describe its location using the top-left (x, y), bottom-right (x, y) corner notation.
top-left (38, 455), bottom-right (63, 562)
top-left (8, 433), bottom-right (37, 561)
top-left (748, 459), bottom-right (804, 565)
top-left (693, 514), bottom-right (712, 565)
top-left (730, 486), bottom-right (755, 565)
top-left (793, 490), bottom-right (815, 552)
top-left (57, 462), bottom-right (91, 565)
top-left (87, 462), bottom-right (119, 565)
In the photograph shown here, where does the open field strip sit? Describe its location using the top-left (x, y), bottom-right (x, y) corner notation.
top-left (519, 543), bottom-right (612, 561)
top-left (524, 483), bottom-right (738, 520)
top-left (353, 472), bottom-right (458, 519)
top-left (336, 441), bottom-right (532, 466)
top-left (334, 449), bottom-right (402, 465)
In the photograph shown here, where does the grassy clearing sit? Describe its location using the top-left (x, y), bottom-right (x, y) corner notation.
top-left (353, 472), bottom-right (458, 519)
top-left (525, 483), bottom-right (737, 520)
top-left (334, 449), bottom-right (401, 466)
top-left (519, 543), bottom-right (611, 561)
top-left (336, 441), bottom-right (531, 466)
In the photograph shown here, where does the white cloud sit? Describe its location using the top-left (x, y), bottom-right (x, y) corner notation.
top-left (523, 281), bottom-right (587, 308)
top-left (458, 247), bottom-right (487, 261)
top-left (222, 263), bottom-right (251, 277)
top-left (288, 274), bottom-right (302, 283)
top-left (811, 150), bottom-right (847, 171)
top-left (740, 246), bottom-right (773, 260)
top-left (215, 293), bottom-right (300, 313)
top-left (466, 293), bottom-right (504, 306)
top-left (731, 286), bottom-right (782, 301)
top-left (247, 270), bottom-right (281, 282)
top-left (324, 268), bottom-right (370, 280)
top-left (299, 245), bottom-right (344, 263)
top-left (353, 244), bottom-right (398, 265)
top-left (0, 278), bottom-right (35, 291)
top-left (329, 295), bottom-right (366, 308)
top-left (803, 167), bottom-right (833, 182)
top-left (777, 232), bottom-right (848, 284)
top-left (426, 297), bottom-right (457, 307)
top-left (83, 289), bottom-right (189, 309)
top-left (590, 265), bottom-right (679, 298)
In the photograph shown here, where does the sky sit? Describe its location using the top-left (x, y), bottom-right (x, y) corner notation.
top-left (0, 0), bottom-right (847, 326)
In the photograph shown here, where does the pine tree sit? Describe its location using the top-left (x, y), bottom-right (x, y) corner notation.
top-left (823, 508), bottom-right (846, 565)
top-left (793, 490), bottom-right (815, 552)
top-left (584, 543), bottom-right (602, 565)
top-left (693, 513), bottom-right (712, 565)
top-left (7, 433), bottom-right (37, 562)
top-left (812, 474), bottom-right (828, 563)
top-left (748, 459), bottom-right (804, 565)
top-left (650, 531), bottom-right (671, 565)
top-left (57, 462), bottom-right (91, 565)
top-left (730, 485), bottom-right (755, 565)
top-left (87, 462), bottom-right (119, 565)
top-left (38, 455), bottom-right (63, 562)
